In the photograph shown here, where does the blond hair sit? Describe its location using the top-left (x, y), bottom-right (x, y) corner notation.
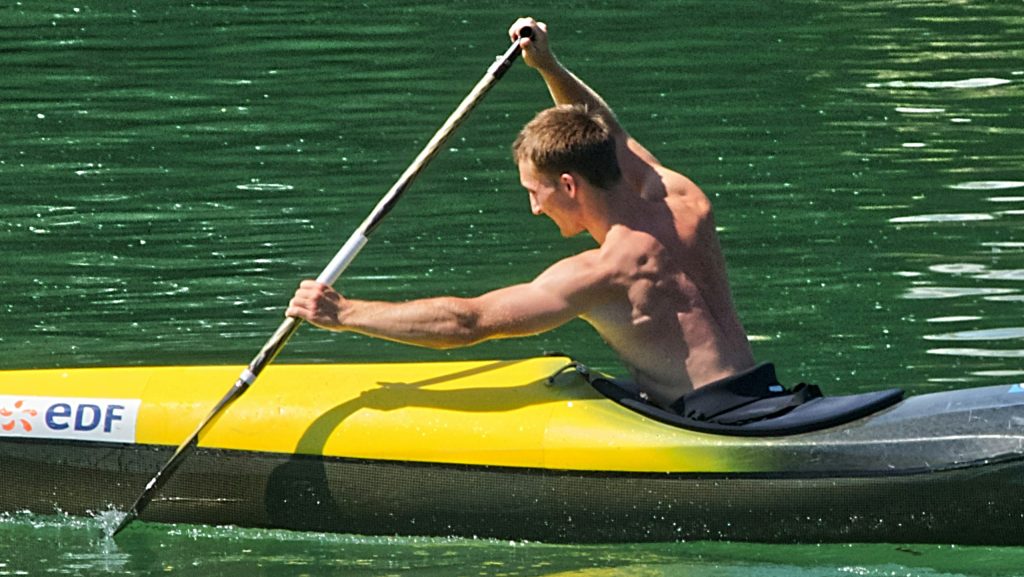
top-left (512, 104), bottom-right (622, 189)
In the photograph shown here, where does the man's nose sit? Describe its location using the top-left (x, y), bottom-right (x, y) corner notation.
top-left (529, 194), bottom-right (542, 215)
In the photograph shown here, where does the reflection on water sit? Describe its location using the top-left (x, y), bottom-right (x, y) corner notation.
top-left (951, 181), bottom-right (1024, 190)
top-left (889, 213), bottom-right (995, 223)
top-left (924, 327), bottom-right (1024, 341)
top-left (902, 286), bottom-right (1017, 299)
top-left (866, 77), bottom-right (1014, 90)
top-left (896, 250), bottom-right (1024, 365)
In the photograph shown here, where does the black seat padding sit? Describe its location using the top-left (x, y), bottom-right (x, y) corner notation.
top-left (589, 364), bottom-right (904, 436)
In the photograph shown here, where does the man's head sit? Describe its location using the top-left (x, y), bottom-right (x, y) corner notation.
top-left (512, 104), bottom-right (622, 190)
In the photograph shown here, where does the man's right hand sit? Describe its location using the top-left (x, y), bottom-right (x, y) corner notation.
top-left (509, 17), bottom-right (557, 71)
top-left (287, 279), bottom-right (347, 331)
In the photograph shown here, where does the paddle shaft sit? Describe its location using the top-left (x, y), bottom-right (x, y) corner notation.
top-left (111, 28), bottom-right (531, 537)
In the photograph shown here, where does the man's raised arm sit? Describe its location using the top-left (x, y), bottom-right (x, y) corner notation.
top-left (509, 17), bottom-right (661, 170)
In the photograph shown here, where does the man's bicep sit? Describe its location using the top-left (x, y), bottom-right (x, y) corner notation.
top-left (472, 255), bottom-right (608, 339)
top-left (470, 281), bottom-right (582, 339)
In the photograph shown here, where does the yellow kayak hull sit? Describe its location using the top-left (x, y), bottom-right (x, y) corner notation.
top-left (2, 356), bottom-right (1023, 544)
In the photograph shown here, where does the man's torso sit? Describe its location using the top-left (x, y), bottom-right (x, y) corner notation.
top-left (582, 168), bottom-right (754, 406)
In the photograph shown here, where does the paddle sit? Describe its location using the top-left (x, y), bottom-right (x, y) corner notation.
top-left (111, 27), bottom-right (532, 538)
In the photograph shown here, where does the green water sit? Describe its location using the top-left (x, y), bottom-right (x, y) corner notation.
top-left (2, 0), bottom-right (1022, 574)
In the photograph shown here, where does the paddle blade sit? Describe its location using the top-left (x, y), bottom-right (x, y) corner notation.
top-left (110, 317), bottom-right (300, 537)
top-left (110, 435), bottom-right (201, 537)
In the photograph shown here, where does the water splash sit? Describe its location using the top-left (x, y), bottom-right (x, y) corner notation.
top-left (91, 507), bottom-right (129, 540)
top-left (83, 514), bottom-right (130, 574)
top-left (0, 510), bottom-right (130, 574)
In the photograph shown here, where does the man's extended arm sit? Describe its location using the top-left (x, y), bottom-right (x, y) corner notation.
top-left (287, 252), bottom-right (609, 349)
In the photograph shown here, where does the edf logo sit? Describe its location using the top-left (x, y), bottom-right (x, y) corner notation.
top-left (0, 400), bottom-right (37, 432)
top-left (0, 395), bottom-right (140, 443)
top-left (45, 402), bottom-right (126, 433)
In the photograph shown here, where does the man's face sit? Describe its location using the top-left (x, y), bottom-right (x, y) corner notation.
top-left (518, 160), bottom-right (582, 237)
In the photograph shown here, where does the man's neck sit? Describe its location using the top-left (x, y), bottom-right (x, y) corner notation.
top-left (583, 180), bottom-right (644, 245)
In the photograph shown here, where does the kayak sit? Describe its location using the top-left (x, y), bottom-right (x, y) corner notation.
top-left (1, 355), bottom-right (1022, 544)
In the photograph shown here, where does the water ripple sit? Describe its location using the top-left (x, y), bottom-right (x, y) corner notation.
top-left (927, 347), bottom-right (1024, 359)
top-left (889, 213), bottom-right (995, 223)
top-left (976, 270), bottom-right (1024, 282)
top-left (950, 181), bottom-right (1024, 190)
top-left (986, 294), bottom-right (1024, 302)
top-left (928, 264), bottom-right (988, 275)
top-left (927, 263), bottom-right (1024, 282)
top-left (236, 181), bottom-right (296, 192)
top-left (866, 77), bottom-right (1013, 89)
top-left (902, 286), bottom-right (1017, 300)
top-left (894, 106), bottom-right (945, 114)
top-left (926, 316), bottom-right (982, 323)
top-left (924, 327), bottom-right (1024, 341)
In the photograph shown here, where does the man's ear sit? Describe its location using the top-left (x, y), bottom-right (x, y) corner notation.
top-left (559, 172), bottom-right (578, 198)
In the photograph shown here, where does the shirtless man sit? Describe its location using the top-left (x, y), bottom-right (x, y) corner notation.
top-left (287, 18), bottom-right (755, 407)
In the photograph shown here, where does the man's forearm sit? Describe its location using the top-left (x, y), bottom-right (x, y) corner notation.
top-left (339, 297), bottom-right (484, 350)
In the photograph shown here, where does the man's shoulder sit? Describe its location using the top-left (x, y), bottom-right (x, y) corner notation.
top-left (658, 165), bottom-right (705, 196)
top-left (637, 164), bottom-right (708, 204)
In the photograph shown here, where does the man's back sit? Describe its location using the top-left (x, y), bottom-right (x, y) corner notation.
top-left (579, 157), bottom-right (755, 405)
